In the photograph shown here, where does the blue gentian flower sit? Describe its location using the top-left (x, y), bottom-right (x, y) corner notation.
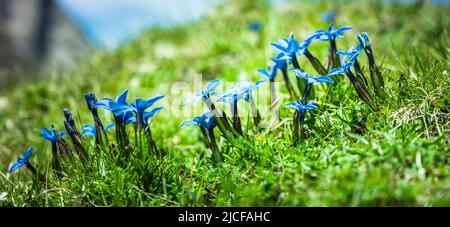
top-left (81, 125), bottom-right (97, 137)
top-left (336, 45), bottom-right (362, 62)
top-left (9, 146), bottom-right (33, 173)
top-left (181, 112), bottom-right (222, 161)
top-left (112, 96), bottom-right (164, 118)
top-left (257, 65), bottom-right (277, 81)
top-left (106, 95), bottom-right (164, 131)
top-left (236, 80), bottom-right (265, 101)
top-left (271, 32), bottom-right (301, 60)
top-left (357, 32), bottom-right (371, 51)
top-left (215, 89), bottom-right (246, 104)
top-left (272, 53), bottom-right (287, 71)
top-left (81, 123), bottom-right (115, 137)
top-left (290, 68), bottom-right (335, 85)
top-left (181, 112), bottom-right (217, 130)
top-left (41, 128), bottom-right (67, 142)
top-left (142, 106), bottom-right (163, 123)
top-left (285, 101), bottom-right (318, 113)
top-left (328, 45), bottom-right (362, 76)
top-left (248, 22), bottom-right (263, 32)
top-left (183, 79), bottom-right (220, 106)
top-left (321, 10), bottom-right (336, 23)
top-left (315, 24), bottom-right (352, 41)
top-left (300, 32), bottom-right (321, 50)
top-left (95, 89), bottom-right (129, 111)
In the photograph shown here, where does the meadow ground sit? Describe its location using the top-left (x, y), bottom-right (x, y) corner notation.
top-left (0, 0), bottom-right (449, 206)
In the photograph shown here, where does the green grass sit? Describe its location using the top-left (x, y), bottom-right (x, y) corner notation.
top-left (0, 0), bottom-right (449, 206)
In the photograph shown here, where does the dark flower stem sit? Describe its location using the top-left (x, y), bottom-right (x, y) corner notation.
top-left (93, 114), bottom-right (108, 148)
top-left (199, 126), bottom-right (211, 148)
top-left (269, 78), bottom-right (279, 121)
top-left (346, 70), bottom-right (376, 110)
top-left (204, 97), bottom-right (239, 138)
top-left (64, 120), bottom-right (87, 162)
top-left (326, 38), bottom-right (341, 71)
top-left (281, 68), bottom-right (298, 100)
top-left (230, 101), bottom-right (242, 135)
top-left (353, 59), bottom-right (368, 86)
top-left (52, 125), bottom-right (73, 160)
top-left (63, 108), bottom-right (81, 138)
top-left (25, 162), bottom-right (47, 184)
top-left (50, 141), bottom-right (61, 173)
top-left (366, 51), bottom-right (384, 97)
top-left (292, 54), bottom-right (315, 100)
top-left (114, 116), bottom-right (129, 151)
top-left (291, 55), bottom-right (305, 92)
top-left (207, 129), bottom-right (223, 162)
top-left (305, 49), bottom-right (327, 75)
top-left (301, 83), bottom-right (312, 104)
top-left (144, 123), bottom-right (158, 155)
top-left (249, 94), bottom-right (261, 127)
top-left (298, 111), bottom-right (305, 143)
top-left (292, 110), bottom-right (306, 146)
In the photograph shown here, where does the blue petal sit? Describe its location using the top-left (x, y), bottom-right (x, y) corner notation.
top-left (104, 123), bottom-right (115, 132)
top-left (115, 90), bottom-right (128, 104)
top-left (257, 68), bottom-right (270, 80)
top-left (180, 120), bottom-right (197, 127)
top-left (284, 102), bottom-right (300, 111)
top-left (205, 117), bottom-right (217, 129)
top-left (125, 116), bottom-right (136, 125)
top-left (143, 106), bottom-right (163, 122)
top-left (271, 42), bottom-right (288, 54)
top-left (146, 95), bottom-right (165, 107)
top-left (81, 125), bottom-right (96, 137)
top-left (9, 161), bottom-right (25, 173)
top-left (112, 103), bottom-right (136, 117)
top-left (335, 26), bottom-right (352, 36)
top-left (40, 128), bottom-right (55, 142)
top-left (95, 98), bottom-right (114, 110)
top-left (305, 102), bottom-right (318, 110)
top-left (328, 67), bottom-right (346, 76)
top-left (23, 146), bottom-right (33, 160)
top-left (316, 76), bottom-right (335, 84)
top-left (278, 37), bottom-right (289, 46)
top-left (182, 95), bottom-right (201, 107)
top-left (272, 53), bottom-right (287, 70)
top-left (255, 79), bottom-right (266, 87)
top-left (206, 79), bottom-right (220, 92)
top-left (59, 131), bottom-right (67, 138)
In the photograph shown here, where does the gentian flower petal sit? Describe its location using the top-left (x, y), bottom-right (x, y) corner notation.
top-left (104, 123), bottom-right (115, 132)
top-left (125, 116), bottom-right (136, 125)
top-left (180, 120), bottom-right (198, 127)
top-left (315, 76), bottom-right (335, 84)
top-left (115, 90), bottom-right (128, 104)
top-left (59, 131), bottom-right (67, 138)
top-left (9, 146), bottom-right (33, 173)
top-left (206, 79), bottom-right (220, 92)
top-left (81, 125), bottom-right (96, 137)
top-left (143, 106), bottom-right (163, 122)
top-left (40, 128), bottom-right (56, 142)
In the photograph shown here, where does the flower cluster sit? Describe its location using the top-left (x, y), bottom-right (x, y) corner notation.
top-left (9, 90), bottom-right (164, 180)
top-left (8, 24), bottom-right (385, 179)
top-left (257, 25), bottom-right (384, 145)
top-left (181, 79), bottom-right (265, 161)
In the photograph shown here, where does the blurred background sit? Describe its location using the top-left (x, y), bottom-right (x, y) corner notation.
top-left (0, 0), bottom-right (224, 90)
top-left (0, 0), bottom-right (448, 91)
